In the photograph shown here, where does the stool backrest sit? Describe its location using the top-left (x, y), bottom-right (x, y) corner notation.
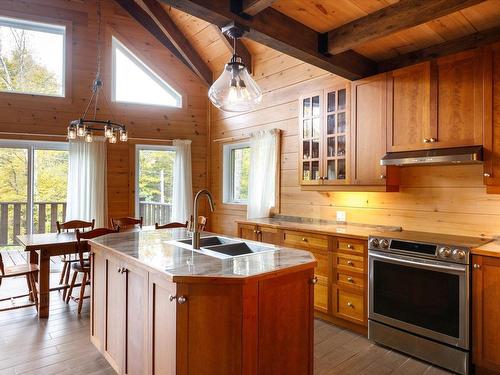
top-left (56, 219), bottom-right (95, 233)
top-left (155, 221), bottom-right (188, 230)
top-left (110, 217), bottom-right (143, 230)
top-left (75, 227), bottom-right (119, 268)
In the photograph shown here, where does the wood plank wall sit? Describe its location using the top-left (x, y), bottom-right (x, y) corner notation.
top-left (209, 46), bottom-right (500, 238)
top-left (0, 0), bottom-right (208, 223)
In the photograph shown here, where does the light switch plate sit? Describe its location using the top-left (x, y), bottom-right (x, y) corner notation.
top-left (336, 211), bottom-right (346, 222)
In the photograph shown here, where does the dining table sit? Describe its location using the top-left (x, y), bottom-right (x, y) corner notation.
top-left (16, 231), bottom-right (88, 318)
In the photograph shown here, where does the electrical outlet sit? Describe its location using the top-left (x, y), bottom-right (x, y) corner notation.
top-left (336, 211), bottom-right (346, 222)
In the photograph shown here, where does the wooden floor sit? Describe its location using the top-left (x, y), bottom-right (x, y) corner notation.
top-left (0, 275), bottom-right (452, 375)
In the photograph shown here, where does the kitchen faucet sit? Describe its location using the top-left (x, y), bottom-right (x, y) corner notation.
top-left (192, 189), bottom-right (215, 249)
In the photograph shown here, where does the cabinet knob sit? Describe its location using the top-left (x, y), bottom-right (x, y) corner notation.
top-left (310, 276), bottom-right (318, 285)
top-left (256, 230), bottom-right (262, 235)
top-left (473, 264), bottom-right (481, 269)
top-left (347, 244), bottom-right (354, 249)
top-left (253, 230), bottom-right (257, 233)
top-left (347, 260), bottom-right (354, 266)
top-left (347, 276), bottom-right (354, 283)
top-left (380, 174), bottom-right (386, 179)
top-left (302, 237), bottom-right (308, 242)
top-left (423, 138), bottom-right (430, 143)
top-left (429, 138), bottom-right (437, 143)
top-left (347, 302), bottom-right (354, 308)
top-left (169, 294), bottom-right (176, 302)
top-left (484, 173), bottom-right (491, 178)
top-left (177, 296), bottom-right (187, 304)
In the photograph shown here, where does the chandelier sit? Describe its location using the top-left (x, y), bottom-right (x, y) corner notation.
top-left (67, 0), bottom-right (127, 144)
top-left (208, 23), bottom-right (262, 112)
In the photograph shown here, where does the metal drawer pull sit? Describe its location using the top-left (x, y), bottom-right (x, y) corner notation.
top-left (347, 302), bottom-right (354, 308)
top-left (347, 260), bottom-right (354, 266)
top-left (169, 295), bottom-right (188, 304)
top-left (347, 276), bottom-right (354, 283)
top-left (311, 277), bottom-right (318, 285)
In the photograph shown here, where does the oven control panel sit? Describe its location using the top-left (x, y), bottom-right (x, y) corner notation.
top-left (369, 236), bottom-right (470, 265)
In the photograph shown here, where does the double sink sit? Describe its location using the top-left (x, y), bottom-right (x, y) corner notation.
top-left (170, 236), bottom-right (276, 259)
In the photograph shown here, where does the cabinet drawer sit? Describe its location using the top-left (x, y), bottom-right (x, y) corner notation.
top-left (335, 270), bottom-right (364, 290)
top-left (238, 224), bottom-right (258, 241)
top-left (335, 288), bottom-right (364, 324)
top-left (337, 238), bottom-right (366, 255)
top-left (334, 253), bottom-right (364, 273)
top-left (283, 230), bottom-right (329, 251)
top-left (314, 275), bottom-right (329, 314)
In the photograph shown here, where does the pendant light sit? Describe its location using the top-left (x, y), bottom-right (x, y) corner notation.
top-left (208, 24), bottom-right (262, 112)
top-left (67, 0), bottom-right (128, 143)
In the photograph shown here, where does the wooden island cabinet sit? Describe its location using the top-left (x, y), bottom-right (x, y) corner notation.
top-left (89, 230), bottom-right (316, 375)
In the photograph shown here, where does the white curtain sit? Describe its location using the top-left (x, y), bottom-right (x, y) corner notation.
top-left (247, 129), bottom-right (280, 219)
top-left (65, 138), bottom-right (107, 227)
top-left (171, 139), bottom-right (193, 223)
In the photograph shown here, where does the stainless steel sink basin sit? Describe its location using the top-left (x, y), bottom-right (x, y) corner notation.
top-left (176, 236), bottom-right (225, 247)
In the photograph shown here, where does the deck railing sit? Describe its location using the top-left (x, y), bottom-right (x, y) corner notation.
top-left (0, 202), bottom-right (67, 246)
top-left (138, 202), bottom-right (172, 227)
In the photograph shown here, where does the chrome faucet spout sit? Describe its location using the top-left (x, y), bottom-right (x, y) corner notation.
top-left (192, 189), bottom-right (215, 249)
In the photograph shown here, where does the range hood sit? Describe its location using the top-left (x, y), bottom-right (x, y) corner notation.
top-left (380, 146), bottom-right (483, 166)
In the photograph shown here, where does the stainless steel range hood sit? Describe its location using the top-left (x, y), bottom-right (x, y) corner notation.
top-left (380, 146), bottom-right (483, 166)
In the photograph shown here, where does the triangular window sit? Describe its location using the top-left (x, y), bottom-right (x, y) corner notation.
top-left (112, 36), bottom-right (182, 107)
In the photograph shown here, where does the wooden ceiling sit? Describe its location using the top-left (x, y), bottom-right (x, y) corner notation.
top-left (121, 0), bottom-right (500, 82)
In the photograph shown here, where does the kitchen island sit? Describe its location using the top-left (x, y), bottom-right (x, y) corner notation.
top-left (88, 228), bottom-right (317, 375)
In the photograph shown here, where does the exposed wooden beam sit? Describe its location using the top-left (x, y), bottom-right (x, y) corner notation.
top-left (241, 0), bottom-right (277, 16)
top-left (158, 0), bottom-right (376, 80)
top-left (378, 26), bottom-right (500, 72)
top-left (328, 0), bottom-right (486, 55)
top-left (113, 0), bottom-right (204, 84)
top-left (140, 0), bottom-right (212, 85)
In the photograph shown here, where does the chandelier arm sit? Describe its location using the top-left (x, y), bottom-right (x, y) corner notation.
top-left (81, 88), bottom-right (97, 120)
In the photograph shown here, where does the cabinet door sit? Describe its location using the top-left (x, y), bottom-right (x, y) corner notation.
top-left (484, 43), bottom-right (500, 192)
top-left (351, 73), bottom-right (387, 185)
top-left (435, 50), bottom-right (483, 148)
top-left (323, 85), bottom-right (349, 184)
top-left (90, 248), bottom-right (106, 351)
top-left (149, 273), bottom-right (177, 375)
top-left (104, 256), bottom-right (126, 374)
top-left (299, 92), bottom-right (323, 185)
top-left (472, 255), bottom-right (500, 372)
top-left (387, 62), bottom-right (432, 152)
top-left (124, 263), bottom-right (148, 375)
top-left (238, 224), bottom-right (258, 241)
top-left (258, 226), bottom-right (281, 244)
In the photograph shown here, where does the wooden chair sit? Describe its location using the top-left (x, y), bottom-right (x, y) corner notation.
top-left (66, 227), bottom-right (119, 313)
top-left (155, 221), bottom-right (188, 229)
top-left (56, 219), bottom-right (95, 300)
top-left (0, 252), bottom-right (39, 312)
top-left (110, 216), bottom-right (143, 230)
top-left (188, 215), bottom-right (207, 231)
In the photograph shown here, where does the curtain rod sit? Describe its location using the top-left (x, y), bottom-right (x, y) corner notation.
top-left (212, 129), bottom-right (282, 144)
top-left (0, 132), bottom-right (176, 143)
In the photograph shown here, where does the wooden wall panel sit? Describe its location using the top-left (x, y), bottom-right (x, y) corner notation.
top-left (0, 0), bottom-right (208, 223)
top-left (209, 46), bottom-right (500, 238)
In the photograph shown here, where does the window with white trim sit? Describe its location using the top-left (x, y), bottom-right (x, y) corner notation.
top-left (223, 142), bottom-right (250, 204)
top-left (112, 36), bottom-right (182, 107)
top-left (0, 16), bottom-right (66, 97)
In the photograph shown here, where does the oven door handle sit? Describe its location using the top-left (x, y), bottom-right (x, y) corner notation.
top-left (369, 252), bottom-right (467, 273)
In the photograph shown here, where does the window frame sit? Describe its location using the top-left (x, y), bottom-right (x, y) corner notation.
top-left (134, 144), bottom-right (176, 219)
top-left (0, 15), bottom-right (68, 98)
top-left (0, 139), bottom-right (68, 237)
top-left (222, 142), bottom-right (250, 205)
top-left (111, 36), bottom-right (182, 108)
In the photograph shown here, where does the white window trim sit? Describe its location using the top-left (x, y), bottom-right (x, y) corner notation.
top-left (0, 139), bottom-right (68, 236)
top-left (222, 142), bottom-right (250, 205)
top-left (0, 16), bottom-right (66, 97)
top-left (111, 36), bottom-right (182, 108)
top-left (134, 144), bottom-right (176, 217)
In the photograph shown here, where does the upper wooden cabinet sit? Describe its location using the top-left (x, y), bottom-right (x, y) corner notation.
top-left (483, 42), bottom-right (500, 193)
top-left (299, 84), bottom-right (350, 186)
top-left (387, 62), bottom-right (432, 152)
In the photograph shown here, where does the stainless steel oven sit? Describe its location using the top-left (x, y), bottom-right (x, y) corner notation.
top-left (367, 233), bottom-right (477, 375)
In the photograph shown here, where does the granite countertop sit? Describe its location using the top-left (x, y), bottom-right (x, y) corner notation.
top-left (89, 228), bottom-right (316, 281)
top-left (472, 240), bottom-right (500, 258)
top-left (236, 216), bottom-right (403, 239)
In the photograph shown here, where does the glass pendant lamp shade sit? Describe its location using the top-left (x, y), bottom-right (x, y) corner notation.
top-left (209, 56), bottom-right (262, 112)
top-left (67, 125), bottom-right (77, 140)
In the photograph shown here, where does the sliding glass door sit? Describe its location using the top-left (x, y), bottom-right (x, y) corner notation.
top-left (0, 141), bottom-right (68, 247)
top-left (135, 145), bottom-right (175, 226)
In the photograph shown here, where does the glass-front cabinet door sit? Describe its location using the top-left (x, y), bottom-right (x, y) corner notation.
top-left (299, 85), bottom-right (349, 186)
top-left (299, 91), bottom-right (322, 184)
top-left (324, 85), bottom-right (348, 184)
